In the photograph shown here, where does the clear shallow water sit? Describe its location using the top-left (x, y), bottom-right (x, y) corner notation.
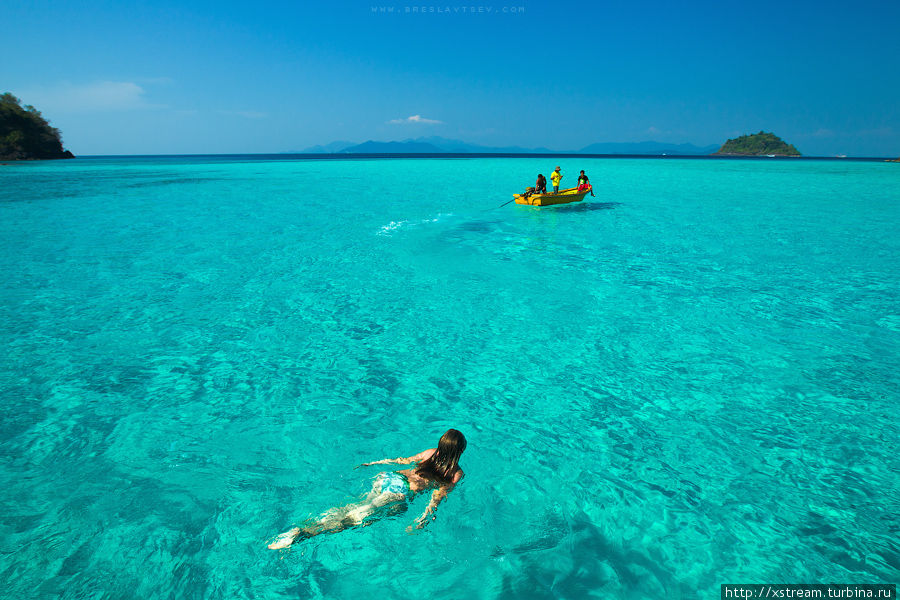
top-left (1, 156), bottom-right (898, 598)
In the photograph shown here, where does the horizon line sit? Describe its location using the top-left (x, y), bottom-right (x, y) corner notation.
top-left (59, 152), bottom-right (895, 160)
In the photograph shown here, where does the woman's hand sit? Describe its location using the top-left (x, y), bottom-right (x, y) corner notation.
top-left (406, 519), bottom-right (427, 533)
top-left (407, 514), bottom-right (434, 532)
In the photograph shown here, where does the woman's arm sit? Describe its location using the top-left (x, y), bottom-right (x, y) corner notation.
top-left (410, 470), bottom-right (463, 530)
top-left (359, 448), bottom-right (435, 467)
top-left (411, 486), bottom-right (450, 529)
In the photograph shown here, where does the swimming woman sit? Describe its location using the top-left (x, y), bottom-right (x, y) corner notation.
top-left (267, 429), bottom-right (466, 549)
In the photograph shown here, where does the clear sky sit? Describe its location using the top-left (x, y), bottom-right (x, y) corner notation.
top-left (4, 0), bottom-right (899, 156)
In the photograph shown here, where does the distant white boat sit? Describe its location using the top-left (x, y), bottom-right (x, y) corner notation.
top-left (766, 154), bottom-right (776, 158)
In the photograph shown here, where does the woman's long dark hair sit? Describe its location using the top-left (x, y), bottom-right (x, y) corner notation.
top-left (415, 429), bottom-right (466, 483)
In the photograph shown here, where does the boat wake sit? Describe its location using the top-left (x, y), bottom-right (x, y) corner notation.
top-left (377, 213), bottom-right (453, 236)
top-left (377, 220), bottom-right (408, 235)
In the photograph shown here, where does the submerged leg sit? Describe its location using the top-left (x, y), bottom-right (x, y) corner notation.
top-left (268, 527), bottom-right (302, 550)
top-left (267, 501), bottom-right (379, 549)
top-left (267, 482), bottom-right (406, 549)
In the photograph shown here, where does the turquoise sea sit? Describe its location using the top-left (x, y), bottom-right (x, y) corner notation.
top-left (1, 156), bottom-right (898, 599)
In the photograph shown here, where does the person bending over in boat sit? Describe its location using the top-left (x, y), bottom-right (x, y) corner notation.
top-left (267, 429), bottom-right (467, 549)
top-left (550, 166), bottom-right (563, 193)
top-left (535, 173), bottom-right (547, 194)
top-left (577, 170), bottom-right (595, 196)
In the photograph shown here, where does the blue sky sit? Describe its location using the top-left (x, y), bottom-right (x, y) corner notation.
top-left (4, 0), bottom-right (899, 156)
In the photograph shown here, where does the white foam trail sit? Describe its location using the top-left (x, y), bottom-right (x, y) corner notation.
top-left (377, 213), bottom-right (454, 235)
top-left (377, 220), bottom-right (408, 235)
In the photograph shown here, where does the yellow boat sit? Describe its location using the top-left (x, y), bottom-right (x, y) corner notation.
top-left (513, 186), bottom-right (590, 206)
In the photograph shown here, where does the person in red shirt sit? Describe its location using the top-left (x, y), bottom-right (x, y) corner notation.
top-left (577, 170), bottom-right (595, 196)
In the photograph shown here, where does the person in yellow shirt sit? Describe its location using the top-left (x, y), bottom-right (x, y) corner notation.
top-left (550, 166), bottom-right (563, 193)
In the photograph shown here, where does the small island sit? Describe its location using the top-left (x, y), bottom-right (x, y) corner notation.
top-left (713, 131), bottom-right (801, 156)
top-left (1, 93), bottom-right (74, 160)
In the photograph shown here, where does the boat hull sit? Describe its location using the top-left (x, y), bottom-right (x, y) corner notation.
top-left (513, 187), bottom-right (589, 206)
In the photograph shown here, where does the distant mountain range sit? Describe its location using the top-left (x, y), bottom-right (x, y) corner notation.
top-left (298, 140), bottom-right (355, 153)
top-left (291, 136), bottom-right (718, 155)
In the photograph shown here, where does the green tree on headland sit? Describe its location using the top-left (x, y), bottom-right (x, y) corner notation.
top-left (0, 93), bottom-right (74, 160)
top-left (713, 131), bottom-right (801, 156)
